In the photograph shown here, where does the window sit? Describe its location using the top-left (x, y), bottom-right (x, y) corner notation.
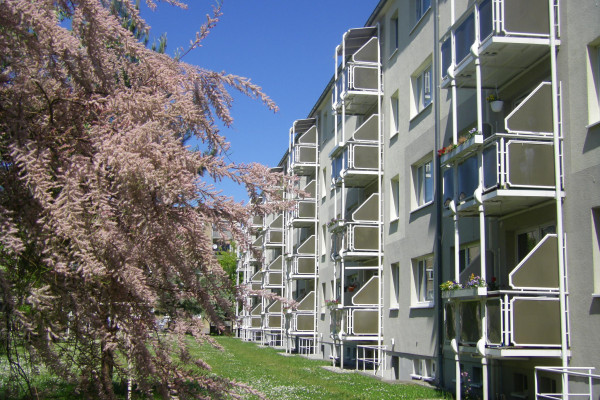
top-left (416, 0), bottom-right (431, 22)
top-left (389, 12), bottom-right (399, 56)
top-left (411, 359), bottom-right (435, 380)
top-left (413, 159), bottom-right (433, 208)
top-left (513, 372), bottom-right (528, 395)
top-left (586, 41), bottom-right (600, 126)
top-left (390, 262), bottom-right (400, 309)
top-left (459, 243), bottom-right (480, 274)
top-left (411, 62), bottom-right (432, 118)
top-left (390, 91), bottom-right (400, 137)
top-left (516, 223), bottom-right (556, 262)
top-left (321, 225), bottom-right (327, 257)
top-left (412, 359), bottom-right (422, 377)
top-left (390, 175), bottom-right (400, 220)
top-left (320, 167), bottom-right (327, 198)
top-left (412, 255), bottom-right (434, 305)
top-left (592, 208), bottom-right (600, 295)
top-left (441, 37), bottom-right (451, 80)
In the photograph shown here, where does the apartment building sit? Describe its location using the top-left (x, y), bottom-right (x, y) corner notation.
top-left (236, 1), bottom-right (600, 398)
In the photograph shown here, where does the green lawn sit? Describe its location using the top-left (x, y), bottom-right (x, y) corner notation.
top-left (191, 336), bottom-right (448, 400)
top-left (1, 336), bottom-right (448, 399)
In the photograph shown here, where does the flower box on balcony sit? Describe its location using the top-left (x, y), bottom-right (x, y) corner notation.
top-left (440, 134), bottom-right (484, 165)
top-left (442, 287), bottom-right (487, 299)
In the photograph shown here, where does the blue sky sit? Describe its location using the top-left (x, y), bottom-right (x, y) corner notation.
top-left (141, 0), bottom-right (380, 203)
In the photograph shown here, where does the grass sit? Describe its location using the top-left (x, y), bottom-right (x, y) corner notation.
top-left (1, 336), bottom-right (448, 399)
top-left (189, 336), bottom-right (448, 400)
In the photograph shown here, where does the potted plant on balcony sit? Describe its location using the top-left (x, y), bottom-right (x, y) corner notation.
top-left (441, 274), bottom-right (487, 298)
top-left (486, 93), bottom-right (503, 112)
top-left (325, 299), bottom-right (341, 310)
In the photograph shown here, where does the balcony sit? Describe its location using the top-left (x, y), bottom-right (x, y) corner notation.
top-left (331, 142), bottom-right (379, 187)
top-left (290, 292), bottom-right (315, 334)
top-left (339, 277), bottom-right (380, 338)
top-left (333, 27), bottom-right (380, 114)
top-left (266, 300), bottom-right (283, 330)
top-left (290, 119), bottom-right (317, 175)
top-left (441, 0), bottom-right (558, 89)
top-left (265, 215), bottom-right (284, 247)
top-left (264, 271), bottom-right (283, 288)
top-left (331, 194), bottom-right (380, 259)
top-left (292, 235), bottom-right (315, 256)
top-left (291, 256), bottom-right (316, 278)
top-left (251, 215), bottom-right (263, 229)
top-left (333, 113), bottom-right (379, 151)
top-left (444, 234), bottom-right (565, 357)
top-left (445, 292), bottom-right (562, 358)
top-left (332, 223), bottom-right (380, 259)
top-left (291, 200), bottom-right (316, 227)
top-left (249, 271), bottom-right (262, 293)
top-left (250, 305), bottom-right (261, 329)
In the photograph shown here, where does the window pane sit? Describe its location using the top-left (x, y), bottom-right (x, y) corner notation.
top-left (416, 74), bottom-right (423, 112)
top-left (424, 161), bottom-right (433, 203)
top-left (443, 168), bottom-right (454, 206)
top-left (479, 0), bottom-right (493, 40)
top-left (458, 156), bottom-right (478, 201)
top-left (455, 14), bottom-right (475, 64)
top-left (517, 230), bottom-right (537, 262)
top-left (423, 67), bottom-right (432, 107)
top-left (441, 38), bottom-right (451, 78)
top-left (425, 258), bottom-right (434, 301)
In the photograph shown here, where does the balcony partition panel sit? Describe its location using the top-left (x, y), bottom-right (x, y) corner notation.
top-left (501, 0), bottom-right (551, 37)
top-left (344, 224), bottom-right (379, 253)
top-left (486, 294), bottom-right (561, 347)
top-left (509, 234), bottom-right (559, 290)
top-left (505, 82), bottom-right (554, 135)
top-left (352, 193), bottom-right (379, 222)
top-left (294, 201), bottom-right (316, 220)
top-left (347, 309), bottom-right (379, 336)
top-left (295, 314), bottom-right (315, 332)
top-left (351, 276), bottom-right (379, 306)
top-left (293, 256), bottom-right (316, 276)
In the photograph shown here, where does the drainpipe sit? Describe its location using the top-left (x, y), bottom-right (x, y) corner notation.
top-left (434, 0), bottom-right (445, 388)
top-left (548, 0), bottom-right (569, 398)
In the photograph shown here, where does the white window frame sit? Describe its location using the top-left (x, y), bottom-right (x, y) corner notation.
top-left (415, 0), bottom-right (431, 26)
top-left (320, 167), bottom-right (327, 199)
top-left (412, 157), bottom-right (434, 210)
top-left (412, 255), bottom-right (434, 307)
top-left (390, 90), bottom-right (400, 137)
top-left (411, 358), bottom-right (436, 381)
top-left (592, 208), bottom-right (600, 296)
top-left (586, 40), bottom-right (600, 127)
top-left (390, 262), bottom-right (400, 309)
top-left (321, 224), bottom-right (327, 257)
top-left (410, 60), bottom-right (433, 119)
top-left (389, 12), bottom-right (399, 57)
top-left (390, 175), bottom-right (400, 221)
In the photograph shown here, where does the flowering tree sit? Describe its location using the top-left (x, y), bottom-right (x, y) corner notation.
top-left (0, 0), bottom-right (290, 397)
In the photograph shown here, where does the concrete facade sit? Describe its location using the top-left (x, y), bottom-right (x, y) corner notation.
top-left (236, 1), bottom-right (600, 398)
